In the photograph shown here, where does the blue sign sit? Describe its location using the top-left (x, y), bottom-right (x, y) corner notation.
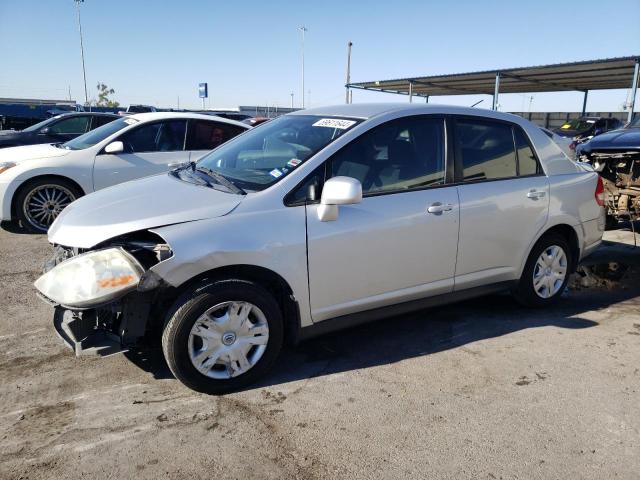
top-left (198, 83), bottom-right (208, 98)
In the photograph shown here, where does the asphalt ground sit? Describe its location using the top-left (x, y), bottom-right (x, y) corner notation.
top-left (0, 222), bottom-right (638, 479)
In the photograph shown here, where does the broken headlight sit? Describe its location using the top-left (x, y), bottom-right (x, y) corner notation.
top-left (34, 247), bottom-right (144, 308)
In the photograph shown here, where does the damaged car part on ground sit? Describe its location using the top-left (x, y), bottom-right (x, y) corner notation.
top-left (577, 115), bottom-right (640, 226)
top-left (35, 103), bottom-right (604, 394)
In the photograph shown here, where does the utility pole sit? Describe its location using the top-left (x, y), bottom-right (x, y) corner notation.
top-left (299, 26), bottom-right (307, 108)
top-left (74, 0), bottom-right (89, 106)
top-left (345, 41), bottom-right (353, 104)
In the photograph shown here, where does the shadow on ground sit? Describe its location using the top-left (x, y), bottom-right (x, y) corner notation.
top-left (0, 220), bottom-right (41, 235)
top-left (125, 275), bottom-right (640, 390)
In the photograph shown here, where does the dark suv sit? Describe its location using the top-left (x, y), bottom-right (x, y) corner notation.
top-left (0, 112), bottom-right (119, 149)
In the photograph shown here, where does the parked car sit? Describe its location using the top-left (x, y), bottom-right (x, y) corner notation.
top-left (540, 127), bottom-right (573, 157)
top-left (554, 116), bottom-right (624, 153)
top-left (0, 112), bottom-right (248, 232)
top-left (576, 115), bottom-right (640, 226)
top-left (198, 111), bottom-right (253, 122)
top-left (243, 116), bottom-right (271, 127)
top-left (0, 112), bottom-right (119, 149)
top-left (34, 104), bottom-right (604, 394)
top-left (126, 105), bottom-right (157, 113)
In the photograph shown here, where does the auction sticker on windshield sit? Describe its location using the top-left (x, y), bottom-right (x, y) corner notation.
top-left (313, 118), bottom-right (357, 129)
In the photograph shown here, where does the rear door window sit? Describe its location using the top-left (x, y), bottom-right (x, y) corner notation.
top-left (92, 115), bottom-right (117, 129)
top-left (455, 119), bottom-right (517, 182)
top-left (186, 120), bottom-right (246, 151)
top-left (118, 120), bottom-right (187, 153)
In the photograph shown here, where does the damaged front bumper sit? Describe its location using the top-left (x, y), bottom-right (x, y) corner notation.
top-left (38, 233), bottom-right (173, 356)
top-left (51, 291), bottom-right (155, 357)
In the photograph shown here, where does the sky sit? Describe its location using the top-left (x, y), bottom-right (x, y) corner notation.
top-left (0, 0), bottom-right (639, 112)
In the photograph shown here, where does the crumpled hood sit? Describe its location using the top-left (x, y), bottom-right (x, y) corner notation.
top-left (48, 173), bottom-right (243, 248)
top-left (582, 128), bottom-right (640, 151)
top-left (0, 143), bottom-right (70, 162)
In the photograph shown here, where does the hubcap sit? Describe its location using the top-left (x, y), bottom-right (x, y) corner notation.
top-left (533, 245), bottom-right (568, 299)
top-left (188, 301), bottom-right (269, 379)
top-left (23, 184), bottom-right (75, 231)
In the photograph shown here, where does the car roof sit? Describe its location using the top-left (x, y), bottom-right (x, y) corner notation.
top-left (289, 102), bottom-right (528, 124)
top-left (54, 111), bottom-right (119, 118)
top-left (128, 111), bottom-right (249, 128)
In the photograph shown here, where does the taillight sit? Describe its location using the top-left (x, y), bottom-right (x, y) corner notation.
top-left (569, 142), bottom-right (576, 150)
top-left (595, 176), bottom-right (605, 206)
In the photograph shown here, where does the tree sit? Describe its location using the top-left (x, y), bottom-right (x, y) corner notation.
top-left (95, 82), bottom-right (119, 107)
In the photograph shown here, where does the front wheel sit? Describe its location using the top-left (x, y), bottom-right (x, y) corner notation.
top-left (513, 233), bottom-right (573, 307)
top-left (15, 178), bottom-right (81, 233)
top-left (162, 280), bottom-right (284, 394)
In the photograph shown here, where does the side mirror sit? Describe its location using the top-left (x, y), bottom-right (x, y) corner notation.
top-left (317, 176), bottom-right (362, 222)
top-left (104, 141), bottom-right (124, 154)
top-left (40, 127), bottom-right (50, 135)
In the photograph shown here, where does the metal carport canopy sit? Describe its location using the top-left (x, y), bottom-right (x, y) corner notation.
top-left (347, 56), bottom-right (640, 119)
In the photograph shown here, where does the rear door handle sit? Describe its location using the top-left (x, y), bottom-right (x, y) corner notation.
top-left (427, 202), bottom-right (454, 214)
top-left (526, 190), bottom-right (546, 199)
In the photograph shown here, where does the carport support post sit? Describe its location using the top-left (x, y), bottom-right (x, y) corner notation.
top-left (409, 81), bottom-right (413, 103)
top-left (581, 90), bottom-right (589, 116)
top-left (628, 59), bottom-right (639, 123)
top-left (492, 73), bottom-right (500, 110)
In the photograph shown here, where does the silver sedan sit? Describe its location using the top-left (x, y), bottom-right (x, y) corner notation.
top-left (35, 103), bottom-right (605, 393)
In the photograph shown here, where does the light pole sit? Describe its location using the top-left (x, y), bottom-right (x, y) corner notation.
top-left (74, 0), bottom-right (89, 106)
top-left (290, 92), bottom-right (294, 108)
top-left (345, 41), bottom-right (352, 104)
top-left (299, 26), bottom-right (307, 108)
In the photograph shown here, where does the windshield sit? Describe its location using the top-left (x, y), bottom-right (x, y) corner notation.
top-left (559, 119), bottom-right (595, 131)
top-left (62, 117), bottom-right (136, 150)
top-left (22, 117), bottom-right (58, 133)
top-left (195, 115), bottom-right (361, 191)
top-left (628, 116), bottom-right (640, 128)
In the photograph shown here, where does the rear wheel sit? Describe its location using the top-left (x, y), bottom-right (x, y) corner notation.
top-left (513, 233), bottom-right (573, 307)
top-left (15, 178), bottom-right (81, 233)
top-left (162, 280), bottom-right (283, 394)
top-left (605, 214), bottom-right (618, 230)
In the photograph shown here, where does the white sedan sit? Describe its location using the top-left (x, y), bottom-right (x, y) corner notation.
top-left (0, 112), bottom-right (249, 232)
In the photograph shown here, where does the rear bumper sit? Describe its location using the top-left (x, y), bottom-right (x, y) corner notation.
top-left (579, 214), bottom-right (605, 261)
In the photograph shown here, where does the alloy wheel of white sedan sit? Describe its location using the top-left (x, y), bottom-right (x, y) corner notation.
top-left (23, 184), bottom-right (76, 231)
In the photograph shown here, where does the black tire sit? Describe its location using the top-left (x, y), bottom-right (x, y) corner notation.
top-left (605, 214), bottom-right (618, 231)
top-left (162, 280), bottom-right (284, 394)
top-left (14, 177), bottom-right (82, 233)
top-left (513, 233), bottom-right (573, 308)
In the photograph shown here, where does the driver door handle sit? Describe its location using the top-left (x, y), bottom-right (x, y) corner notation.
top-left (526, 190), bottom-right (546, 199)
top-left (427, 202), bottom-right (454, 214)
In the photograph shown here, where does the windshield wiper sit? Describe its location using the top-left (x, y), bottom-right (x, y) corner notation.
top-left (195, 165), bottom-right (246, 194)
